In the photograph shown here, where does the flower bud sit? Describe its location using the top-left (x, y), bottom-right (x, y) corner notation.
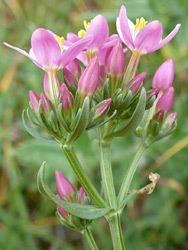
top-left (59, 84), bottom-right (73, 110)
top-left (63, 68), bottom-right (76, 86)
top-left (56, 195), bottom-right (68, 217)
top-left (152, 59), bottom-right (174, 91)
top-left (96, 98), bottom-right (112, 116)
top-left (55, 171), bottom-right (74, 199)
top-left (156, 87), bottom-right (174, 113)
top-left (40, 93), bottom-right (53, 113)
top-left (106, 40), bottom-right (125, 75)
top-left (147, 88), bottom-right (160, 98)
top-left (65, 59), bottom-right (81, 80)
top-left (126, 72), bottom-right (146, 94)
top-left (43, 72), bottom-right (60, 98)
top-left (78, 187), bottom-right (88, 204)
top-left (29, 90), bottom-right (40, 112)
top-left (78, 56), bottom-right (99, 96)
top-left (167, 112), bottom-right (177, 126)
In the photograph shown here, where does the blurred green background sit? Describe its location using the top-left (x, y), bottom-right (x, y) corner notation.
top-left (0, 0), bottom-right (188, 249)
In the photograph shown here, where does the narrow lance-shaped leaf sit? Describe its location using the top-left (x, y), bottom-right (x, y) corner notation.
top-left (37, 162), bottom-right (111, 220)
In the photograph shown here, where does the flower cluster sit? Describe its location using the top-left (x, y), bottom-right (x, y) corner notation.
top-left (4, 5), bottom-right (180, 231)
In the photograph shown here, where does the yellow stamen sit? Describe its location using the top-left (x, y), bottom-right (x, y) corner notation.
top-left (135, 17), bottom-right (148, 32)
top-left (54, 35), bottom-right (64, 50)
top-left (78, 20), bottom-right (91, 38)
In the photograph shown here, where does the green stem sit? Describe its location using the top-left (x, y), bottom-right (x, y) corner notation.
top-left (118, 143), bottom-right (146, 206)
top-left (84, 228), bottom-right (99, 250)
top-left (99, 137), bottom-right (117, 209)
top-left (123, 52), bottom-right (141, 87)
top-left (62, 144), bottom-right (108, 208)
top-left (106, 213), bottom-right (126, 250)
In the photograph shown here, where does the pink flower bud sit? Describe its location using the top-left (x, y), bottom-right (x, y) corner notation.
top-left (29, 90), bottom-right (40, 113)
top-left (99, 65), bottom-right (106, 82)
top-left (147, 88), bottom-right (160, 98)
top-left (59, 84), bottom-right (73, 110)
top-left (64, 59), bottom-right (81, 80)
top-left (78, 56), bottom-right (99, 96)
top-left (78, 187), bottom-right (88, 204)
top-left (167, 112), bottom-right (177, 126)
top-left (152, 59), bottom-right (174, 91)
top-left (126, 72), bottom-right (146, 94)
top-left (40, 93), bottom-right (53, 113)
top-left (156, 87), bottom-right (174, 113)
top-left (63, 68), bottom-right (76, 86)
top-left (96, 98), bottom-right (112, 116)
top-left (56, 195), bottom-right (68, 218)
top-left (55, 171), bottom-right (74, 199)
top-left (43, 72), bottom-right (60, 98)
top-left (106, 40), bottom-right (125, 75)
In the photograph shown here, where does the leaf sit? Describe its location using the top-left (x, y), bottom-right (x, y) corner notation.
top-left (22, 110), bottom-right (53, 141)
top-left (37, 162), bottom-right (111, 220)
top-left (105, 88), bottom-right (146, 139)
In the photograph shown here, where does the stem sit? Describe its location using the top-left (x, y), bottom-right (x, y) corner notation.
top-left (47, 70), bottom-right (60, 108)
top-left (106, 213), bottom-right (125, 250)
top-left (62, 144), bottom-right (107, 208)
top-left (118, 143), bottom-right (146, 206)
top-left (84, 228), bottom-right (99, 250)
top-left (99, 136), bottom-right (117, 209)
top-left (123, 52), bottom-right (141, 86)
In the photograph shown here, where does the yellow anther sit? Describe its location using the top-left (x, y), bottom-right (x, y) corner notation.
top-left (135, 17), bottom-right (148, 32)
top-left (78, 29), bottom-right (86, 38)
top-left (54, 35), bottom-right (64, 50)
top-left (78, 20), bottom-right (91, 38)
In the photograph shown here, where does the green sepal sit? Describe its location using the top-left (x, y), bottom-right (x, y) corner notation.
top-left (105, 88), bottom-right (146, 139)
top-left (37, 162), bottom-right (111, 219)
top-left (146, 94), bottom-right (156, 110)
top-left (66, 97), bottom-right (90, 144)
top-left (22, 110), bottom-right (53, 141)
top-left (56, 211), bottom-right (77, 231)
top-left (57, 103), bottom-right (72, 133)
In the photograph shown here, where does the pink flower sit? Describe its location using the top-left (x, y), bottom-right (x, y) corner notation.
top-left (29, 91), bottom-right (40, 112)
top-left (59, 84), bottom-right (73, 110)
top-left (64, 59), bottom-right (81, 80)
top-left (56, 195), bottom-right (68, 217)
top-left (167, 112), bottom-right (177, 126)
top-left (152, 59), bottom-right (174, 91)
top-left (117, 5), bottom-right (181, 55)
top-left (43, 72), bottom-right (60, 97)
top-left (77, 187), bottom-right (88, 204)
top-left (55, 171), bottom-right (74, 199)
top-left (4, 28), bottom-right (91, 71)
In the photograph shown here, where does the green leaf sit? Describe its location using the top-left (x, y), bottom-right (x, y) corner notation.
top-left (67, 97), bottom-right (90, 144)
top-left (22, 110), bottom-right (53, 141)
top-left (105, 88), bottom-right (146, 139)
top-left (37, 162), bottom-right (111, 220)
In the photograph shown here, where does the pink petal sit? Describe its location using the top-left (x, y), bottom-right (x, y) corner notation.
top-left (153, 24), bottom-right (181, 52)
top-left (60, 36), bottom-right (92, 67)
top-left (3, 42), bottom-right (42, 68)
top-left (85, 15), bottom-right (109, 49)
top-left (134, 21), bottom-right (163, 54)
top-left (31, 28), bottom-right (62, 70)
top-left (116, 6), bottom-right (134, 49)
top-left (67, 32), bottom-right (81, 43)
top-left (56, 195), bottom-right (68, 217)
top-left (55, 171), bottom-right (75, 199)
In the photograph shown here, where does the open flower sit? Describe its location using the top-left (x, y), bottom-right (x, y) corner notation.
top-left (4, 28), bottom-right (91, 72)
top-left (117, 5), bottom-right (181, 55)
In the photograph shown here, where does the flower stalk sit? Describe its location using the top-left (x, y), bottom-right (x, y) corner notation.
top-left (84, 228), bottom-right (99, 250)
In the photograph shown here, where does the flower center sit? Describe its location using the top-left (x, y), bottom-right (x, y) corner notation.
top-left (78, 20), bottom-right (91, 38)
top-left (135, 17), bottom-right (148, 32)
top-left (54, 35), bottom-right (64, 50)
